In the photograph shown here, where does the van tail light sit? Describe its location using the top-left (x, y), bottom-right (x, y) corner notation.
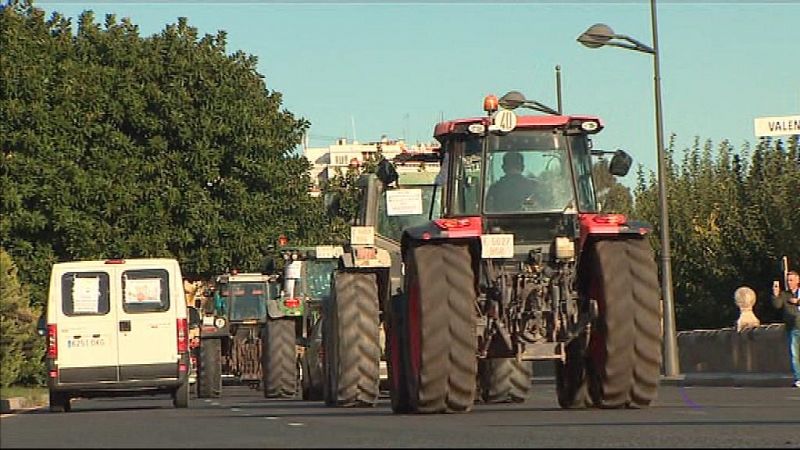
top-left (47, 324), bottom-right (58, 359)
top-left (176, 319), bottom-right (188, 353)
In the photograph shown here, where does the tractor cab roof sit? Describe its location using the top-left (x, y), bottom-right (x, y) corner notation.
top-left (433, 114), bottom-right (604, 140)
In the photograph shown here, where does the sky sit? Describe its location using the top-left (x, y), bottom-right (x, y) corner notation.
top-left (34, 1), bottom-right (800, 186)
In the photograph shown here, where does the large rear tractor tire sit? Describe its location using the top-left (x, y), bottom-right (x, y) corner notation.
top-left (478, 358), bottom-right (532, 404)
top-left (585, 238), bottom-right (661, 408)
top-left (323, 271), bottom-right (381, 407)
top-left (262, 318), bottom-right (298, 398)
top-left (403, 242), bottom-right (477, 414)
top-left (628, 239), bottom-right (662, 407)
top-left (197, 338), bottom-right (222, 398)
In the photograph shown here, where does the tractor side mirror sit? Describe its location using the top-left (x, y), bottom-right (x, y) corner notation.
top-left (609, 149), bottom-right (632, 176)
top-left (36, 314), bottom-right (46, 336)
top-left (187, 307), bottom-right (201, 328)
top-left (325, 192), bottom-right (341, 217)
top-left (376, 158), bottom-right (399, 187)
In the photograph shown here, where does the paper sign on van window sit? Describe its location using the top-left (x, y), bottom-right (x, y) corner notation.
top-left (386, 189), bottom-right (423, 216)
top-left (124, 279), bottom-right (162, 303)
top-left (72, 277), bottom-right (101, 313)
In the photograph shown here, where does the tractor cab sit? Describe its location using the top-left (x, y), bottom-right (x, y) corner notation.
top-left (404, 91), bottom-right (634, 261)
top-left (215, 272), bottom-right (280, 324)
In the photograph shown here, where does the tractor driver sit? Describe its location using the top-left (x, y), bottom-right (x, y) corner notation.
top-left (485, 151), bottom-right (538, 213)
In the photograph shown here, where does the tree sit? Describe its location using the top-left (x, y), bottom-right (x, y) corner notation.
top-left (1, 0), bottom-right (330, 305)
top-left (632, 134), bottom-right (799, 329)
top-left (0, 248), bottom-right (43, 387)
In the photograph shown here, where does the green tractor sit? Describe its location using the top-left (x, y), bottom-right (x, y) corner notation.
top-left (276, 245), bottom-right (345, 401)
top-left (194, 270), bottom-right (301, 399)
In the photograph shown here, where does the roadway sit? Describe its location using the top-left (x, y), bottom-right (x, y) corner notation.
top-left (1, 383), bottom-right (798, 448)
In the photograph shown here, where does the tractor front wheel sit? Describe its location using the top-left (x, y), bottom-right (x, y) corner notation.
top-left (197, 338), bottom-right (222, 398)
top-left (478, 358), bottom-right (532, 403)
top-left (323, 271), bottom-right (381, 407)
top-left (262, 318), bottom-right (298, 398)
top-left (555, 332), bottom-right (591, 409)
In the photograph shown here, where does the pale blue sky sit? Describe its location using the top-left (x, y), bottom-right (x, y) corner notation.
top-left (36, 1), bottom-right (800, 184)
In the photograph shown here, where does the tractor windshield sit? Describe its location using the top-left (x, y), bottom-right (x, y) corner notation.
top-left (484, 131), bottom-right (573, 213)
top-left (377, 184), bottom-right (441, 242)
top-left (222, 282), bottom-right (268, 322)
top-left (301, 260), bottom-right (337, 300)
top-left (449, 129), bottom-right (598, 215)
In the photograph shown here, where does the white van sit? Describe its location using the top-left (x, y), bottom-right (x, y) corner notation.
top-left (44, 258), bottom-right (191, 412)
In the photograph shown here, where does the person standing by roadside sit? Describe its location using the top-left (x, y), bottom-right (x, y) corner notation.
top-left (771, 270), bottom-right (800, 388)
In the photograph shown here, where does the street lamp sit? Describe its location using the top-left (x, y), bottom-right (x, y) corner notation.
top-left (577, 0), bottom-right (680, 378)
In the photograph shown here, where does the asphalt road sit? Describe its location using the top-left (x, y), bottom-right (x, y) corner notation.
top-left (1, 383), bottom-right (798, 448)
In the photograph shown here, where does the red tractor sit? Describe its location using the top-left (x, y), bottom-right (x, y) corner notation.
top-left (385, 91), bottom-right (662, 413)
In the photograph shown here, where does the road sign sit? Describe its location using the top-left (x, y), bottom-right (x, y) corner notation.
top-left (490, 109), bottom-right (517, 133)
top-left (754, 115), bottom-right (800, 137)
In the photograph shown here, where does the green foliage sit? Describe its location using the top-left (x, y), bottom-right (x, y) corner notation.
top-left (633, 134), bottom-right (800, 329)
top-left (0, 248), bottom-right (44, 387)
top-left (1, 0), bottom-right (331, 304)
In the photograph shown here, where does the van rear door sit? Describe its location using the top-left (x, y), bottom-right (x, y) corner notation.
top-left (56, 270), bottom-right (120, 383)
top-left (116, 266), bottom-right (179, 381)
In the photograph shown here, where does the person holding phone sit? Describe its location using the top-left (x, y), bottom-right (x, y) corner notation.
top-left (771, 271), bottom-right (800, 388)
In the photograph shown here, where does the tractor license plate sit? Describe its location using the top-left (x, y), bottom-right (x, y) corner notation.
top-left (480, 234), bottom-right (514, 259)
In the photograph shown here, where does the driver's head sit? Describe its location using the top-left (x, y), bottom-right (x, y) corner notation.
top-left (502, 151), bottom-right (524, 175)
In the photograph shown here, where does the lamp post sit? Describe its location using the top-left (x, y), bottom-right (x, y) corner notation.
top-left (577, 0), bottom-right (680, 378)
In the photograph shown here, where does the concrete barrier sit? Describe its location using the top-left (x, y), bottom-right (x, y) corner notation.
top-left (0, 395), bottom-right (47, 413)
top-left (530, 323), bottom-right (793, 386)
top-left (678, 323), bottom-right (791, 373)
top-left (677, 323), bottom-right (793, 386)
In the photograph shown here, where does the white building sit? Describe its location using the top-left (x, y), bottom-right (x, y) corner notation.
top-left (304, 137), bottom-right (441, 192)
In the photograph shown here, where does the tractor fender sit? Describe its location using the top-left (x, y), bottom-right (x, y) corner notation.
top-left (578, 213), bottom-right (652, 252)
top-left (401, 219), bottom-right (482, 259)
top-left (339, 247), bottom-right (391, 269)
top-left (267, 299), bottom-right (287, 319)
